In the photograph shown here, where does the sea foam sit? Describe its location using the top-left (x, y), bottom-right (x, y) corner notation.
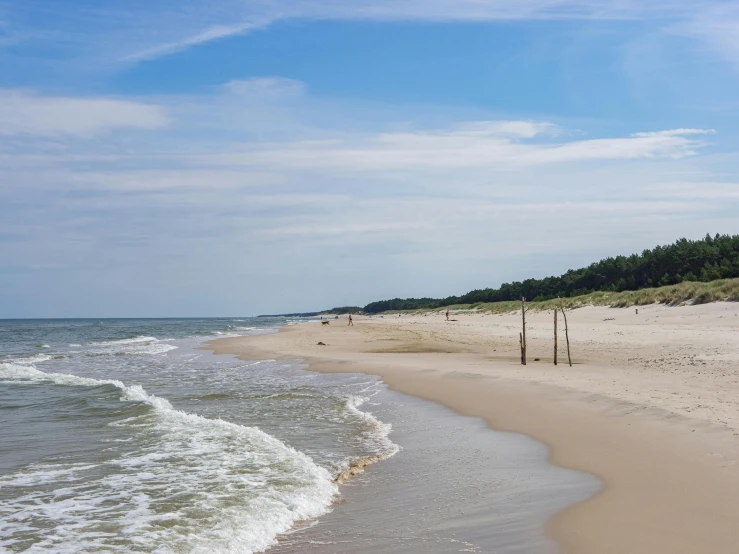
top-left (0, 361), bottom-right (338, 554)
top-left (85, 336), bottom-right (178, 356)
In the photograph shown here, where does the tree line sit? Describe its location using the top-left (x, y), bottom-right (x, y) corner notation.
top-left (258, 306), bottom-right (362, 317)
top-left (362, 234), bottom-right (739, 313)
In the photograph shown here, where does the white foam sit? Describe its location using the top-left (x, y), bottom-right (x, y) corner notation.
top-left (0, 362), bottom-right (338, 554)
top-left (234, 327), bottom-right (276, 335)
top-left (13, 354), bottom-right (53, 365)
top-left (0, 464), bottom-right (99, 488)
top-left (346, 394), bottom-right (401, 461)
top-left (213, 331), bottom-right (241, 338)
top-left (210, 327), bottom-right (273, 339)
top-left (85, 336), bottom-right (178, 356)
top-left (92, 336), bottom-right (159, 346)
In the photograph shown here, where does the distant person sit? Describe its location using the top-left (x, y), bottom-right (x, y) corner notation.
top-left (446, 310), bottom-right (450, 321)
top-left (348, 314), bottom-right (353, 326)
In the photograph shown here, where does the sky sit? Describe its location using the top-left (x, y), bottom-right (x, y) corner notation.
top-left (1, 1), bottom-right (739, 317)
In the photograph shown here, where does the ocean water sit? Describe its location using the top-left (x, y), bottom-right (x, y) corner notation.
top-left (272, 389), bottom-right (599, 553)
top-left (0, 318), bottom-right (398, 554)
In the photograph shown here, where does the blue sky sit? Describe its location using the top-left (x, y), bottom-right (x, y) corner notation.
top-left (2, 0), bottom-right (739, 317)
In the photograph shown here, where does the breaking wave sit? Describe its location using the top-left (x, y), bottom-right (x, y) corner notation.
top-left (0, 362), bottom-right (338, 554)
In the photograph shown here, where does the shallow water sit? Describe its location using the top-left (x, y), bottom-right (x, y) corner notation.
top-left (0, 319), bottom-right (397, 553)
top-left (271, 388), bottom-right (599, 553)
top-left (0, 318), bottom-right (598, 553)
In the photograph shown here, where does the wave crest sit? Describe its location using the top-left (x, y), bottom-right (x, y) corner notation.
top-left (0, 361), bottom-right (338, 554)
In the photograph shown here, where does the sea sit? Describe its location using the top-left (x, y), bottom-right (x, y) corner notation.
top-left (0, 318), bottom-right (399, 553)
top-left (0, 318), bottom-right (598, 554)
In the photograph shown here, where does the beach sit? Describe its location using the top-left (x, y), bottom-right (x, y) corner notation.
top-left (268, 387), bottom-right (597, 554)
top-left (207, 303), bottom-right (739, 554)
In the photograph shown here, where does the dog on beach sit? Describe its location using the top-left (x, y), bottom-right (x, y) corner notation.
top-left (321, 321), bottom-right (330, 326)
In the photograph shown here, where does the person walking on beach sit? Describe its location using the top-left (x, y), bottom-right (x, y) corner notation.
top-left (446, 310), bottom-right (450, 321)
top-left (348, 314), bottom-right (353, 326)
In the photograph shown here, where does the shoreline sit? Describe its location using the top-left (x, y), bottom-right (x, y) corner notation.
top-left (267, 384), bottom-right (597, 553)
top-left (205, 303), bottom-right (739, 553)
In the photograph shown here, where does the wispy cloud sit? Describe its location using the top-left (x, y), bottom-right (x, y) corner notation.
top-left (198, 124), bottom-right (712, 172)
top-left (451, 120), bottom-right (561, 138)
top-left (0, 89), bottom-right (170, 137)
top-left (122, 0), bottom-right (718, 63)
top-left (0, 83), bottom-right (716, 188)
top-left (122, 22), bottom-right (257, 62)
top-left (0, 82), bottom-right (735, 316)
top-left (302, 0), bottom-right (694, 21)
top-left (671, 5), bottom-right (739, 68)
top-left (222, 77), bottom-right (307, 97)
top-left (3, 0), bottom-right (730, 67)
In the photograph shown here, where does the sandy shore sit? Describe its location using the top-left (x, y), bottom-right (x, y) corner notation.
top-left (207, 303), bottom-right (739, 553)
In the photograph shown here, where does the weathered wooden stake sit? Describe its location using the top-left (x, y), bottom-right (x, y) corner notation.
top-left (554, 309), bottom-right (558, 366)
top-left (520, 297), bottom-right (527, 365)
top-left (558, 299), bottom-right (572, 367)
top-left (519, 333), bottom-right (524, 365)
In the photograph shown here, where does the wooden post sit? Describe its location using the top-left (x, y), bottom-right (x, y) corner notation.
top-left (521, 297), bottom-right (527, 365)
top-left (558, 299), bottom-right (572, 367)
top-left (519, 333), bottom-right (524, 365)
top-left (554, 309), bottom-right (558, 366)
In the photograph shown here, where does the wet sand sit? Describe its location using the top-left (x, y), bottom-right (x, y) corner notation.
top-left (270, 387), bottom-right (597, 553)
top-left (207, 303), bottom-right (739, 553)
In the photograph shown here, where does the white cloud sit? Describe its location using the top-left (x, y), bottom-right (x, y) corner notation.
top-left (0, 90), bottom-right (170, 137)
top-left (1, 82), bottom-right (735, 317)
top-left (4, 0), bottom-right (717, 67)
top-left (671, 6), bottom-right (739, 68)
top-left (451, 120), bottom-right (560, 138)
top-left (65, 170), bottom-right (285, 192)
top-left (300, 0), bottom-right (690, 21)
top-left (524, 129), bottom-right (714, 163)
top-left (199, 123), bottom-right (712, 171)
top-left (122, 22), bottom-right (257, 62)
top-left (257, 221), bottom-right (424, 237)
top-left (222, 77), bottom-right (307, 97)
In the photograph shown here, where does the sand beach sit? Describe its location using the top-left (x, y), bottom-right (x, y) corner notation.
top-left (207, 302), bottom-right (739, 553)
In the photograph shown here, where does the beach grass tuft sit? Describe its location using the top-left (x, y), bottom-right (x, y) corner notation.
top-left (400, 278), bottom-right (739, 314)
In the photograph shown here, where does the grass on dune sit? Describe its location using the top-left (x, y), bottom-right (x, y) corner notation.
top-left (389, 278), bottom-right (739, 315)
